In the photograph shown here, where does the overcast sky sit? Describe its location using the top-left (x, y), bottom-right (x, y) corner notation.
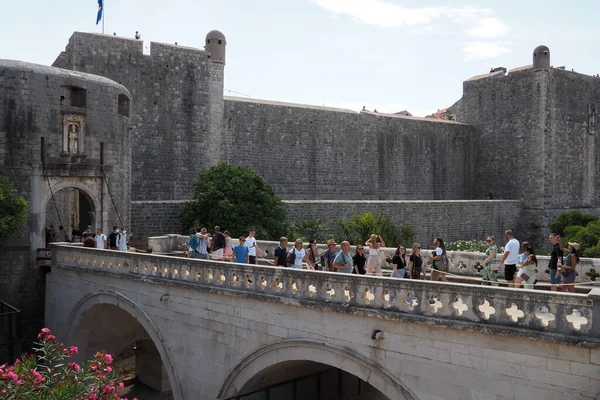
top-left (2, 0), bottom-right (598, 116)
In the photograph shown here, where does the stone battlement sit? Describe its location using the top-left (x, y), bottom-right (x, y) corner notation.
top-left (54, 32), bottom-right (208, 66)
top-left (52, 245), bottom-right (600, 344)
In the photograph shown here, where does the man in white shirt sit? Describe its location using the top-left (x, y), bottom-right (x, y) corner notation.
top-left (116, 228), bottom-right (128, 251)
top-left (95, 228), bottom-right (108, 249)
top-left (246, 229), bottom-right (258, 264)
top-left (498, 230), bottom-right (520, 287)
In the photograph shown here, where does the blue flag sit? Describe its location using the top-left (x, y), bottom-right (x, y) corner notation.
top-left (96, 0), bottom-right (103, 25)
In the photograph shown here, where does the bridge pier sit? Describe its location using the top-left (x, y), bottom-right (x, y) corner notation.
top-left (135, 339), bottom-right (172, 392)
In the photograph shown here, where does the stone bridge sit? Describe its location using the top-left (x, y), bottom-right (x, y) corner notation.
top-left (47, 245), bottom-right (600, 400)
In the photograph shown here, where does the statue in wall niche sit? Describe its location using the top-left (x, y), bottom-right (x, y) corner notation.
top-left (63, 114), bottom-right (85, 155)
top-left (68, 123), bottom-right (80, 154)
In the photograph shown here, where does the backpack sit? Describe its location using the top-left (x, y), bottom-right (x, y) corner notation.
top-left (189, 235), bottom-right (200, 251)
top-left (435, 252), bottom-right (449, 272)
top-left (287, 249), bottom-right (296, 267)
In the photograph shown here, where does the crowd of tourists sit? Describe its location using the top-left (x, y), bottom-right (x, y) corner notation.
top-left (46, 225), bottom-right (131, 251)
top-left (187, 226), bottom-right (581, 290)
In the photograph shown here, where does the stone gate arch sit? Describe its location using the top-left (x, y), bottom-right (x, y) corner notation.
top-left (32, 173), bottom-right (108, 249)
top-left (218, 339), bottom-right (418, 400)
top-left (65, 289), bottom-right (182, 400)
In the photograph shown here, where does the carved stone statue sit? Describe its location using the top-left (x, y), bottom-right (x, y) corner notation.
top-left (68, 123), bottom-right (79, 153)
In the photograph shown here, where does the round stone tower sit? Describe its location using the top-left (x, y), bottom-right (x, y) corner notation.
top-left (533, 45), bottom-right (550, 69)
top-left (205, 30), bottom-right (226, 64)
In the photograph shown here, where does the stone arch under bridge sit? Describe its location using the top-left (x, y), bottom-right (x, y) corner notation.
top-left (64, 290), bottom-right (182, 399)
top-left (219, 339), bottom-right (418, 400)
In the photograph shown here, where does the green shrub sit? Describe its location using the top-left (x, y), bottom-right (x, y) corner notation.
top-left (447, 240), bottom-right (488, 252)
top-left (562, 220), bottom-right (600, 258)
top-left (182, 163), bottom-right (287, 240)
top-left (287, 219), bottom-right (331, 243)
top-left (334, 212), bottom-right (407, 247)
top-left (549, 211), bottom-right (598, 236)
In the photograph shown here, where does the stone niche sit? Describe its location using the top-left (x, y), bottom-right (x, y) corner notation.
top-left (62, 114), bottom-right (85, 156)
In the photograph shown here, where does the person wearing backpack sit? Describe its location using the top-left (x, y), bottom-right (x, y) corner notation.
top-left (188, 227), bottom-right (210, 259)
top-left (429, 237), bottom-right (449, 282)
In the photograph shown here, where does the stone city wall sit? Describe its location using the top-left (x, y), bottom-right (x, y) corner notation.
top-left (130, 200), bottom-right (186, 240)
top-left (0, 246), bottom-right (45, 347)
top-left (285, 199), bottom-right (523, 245)
top-left (222, 97), bottom-right (477, 201)
top-left (129, 199), bottom-right (523, 243)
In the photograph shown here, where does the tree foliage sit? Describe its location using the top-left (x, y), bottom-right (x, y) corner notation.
top-left (550, 211), bottom-right (600, 258)
top-left (0, 177), bottom-right (28, 247)
top-left (287, 219), bottom-right (331, 243)
top-left (549, 211), bottom-right (598, 237)
top-left (334, 212), bottom-right (413, 247)
top-left (181, 163), bottom-right (287, 240)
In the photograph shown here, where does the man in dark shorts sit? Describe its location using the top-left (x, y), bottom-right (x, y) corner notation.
top-left (498, 230), bottom-right (520, 287)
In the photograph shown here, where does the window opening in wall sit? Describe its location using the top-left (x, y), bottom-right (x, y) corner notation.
top-left (70, 87), bottom-right (87, 108)
top-left (589, 104), bottom-right (597, 135)
top-left (118, 94), bottom-right (131, 118)
top-left (218, 40), bottom-right (222, 44)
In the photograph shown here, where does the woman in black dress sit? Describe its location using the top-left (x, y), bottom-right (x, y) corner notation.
top-left (408, 243), bottom-right (423, 279)
top-left (353, 245), bottom-right (366, 274)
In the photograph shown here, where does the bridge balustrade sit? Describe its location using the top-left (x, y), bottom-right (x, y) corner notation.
top-left (52, 245), bottom-right (600, 340)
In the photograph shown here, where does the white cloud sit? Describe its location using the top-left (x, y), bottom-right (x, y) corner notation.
top-left (313, 0), bottom-right (494, 28)
top-left (462, 42), bottom-right (511, 61)
top-left (467, 17), bottom-right (509, 38)
top-left (313, 0), bottom-right (513, 59)
top-left (314, 0), bottom-right (445, 27)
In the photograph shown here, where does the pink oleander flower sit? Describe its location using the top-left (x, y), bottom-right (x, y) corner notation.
top-left (103, 384), bottom-right (115, 393)
top-left (68, 362), bottom-right (81, 372)
top-left (103, 354), bottom-right (113, 365)
top-left (30, 369), bottom-right (45, 385)
top-left (6, 371), bottom-right (19, 382)
top-left (69, 346), bottom-right (78, 356)
top-left (118, 382), bottom-right (124, 389)
top-left (104, 366), bottom-right (112, 373)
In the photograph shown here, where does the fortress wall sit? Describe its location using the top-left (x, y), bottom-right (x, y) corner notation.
top-left (545, 70), bottom-right (600, 213)
top-left (131, 200), bottom-right (186, 240)
top-left (53, 32), bottom-right (225, 202)
top-left (285, 200), bottom-right (523, 245)
top-left (461, 69), bottom-right (547, 205)
top-left (222, 98), bottom-right (476, 201)
top-left (127, 199), bottom-right (523, 242)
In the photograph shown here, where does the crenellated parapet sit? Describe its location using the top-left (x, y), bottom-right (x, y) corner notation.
top-left (52, 245), bottom-right (600, 343)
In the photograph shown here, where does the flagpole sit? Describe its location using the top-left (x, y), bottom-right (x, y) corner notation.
top-left (102, 0), bottom-right (105, 34)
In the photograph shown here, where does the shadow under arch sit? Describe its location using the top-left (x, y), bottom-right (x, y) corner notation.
top-left (218, 339), bottom-right (418, 400)
top-left (65, 289), bottom-right (183, 400)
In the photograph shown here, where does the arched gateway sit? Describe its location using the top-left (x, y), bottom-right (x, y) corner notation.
top-left (219, 339), bottom-right (417, 400)
top-left (65, 290), bottom-right (182, 399)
